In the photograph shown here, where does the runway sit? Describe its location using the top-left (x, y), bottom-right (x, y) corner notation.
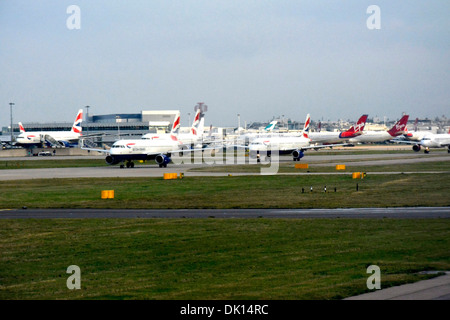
top-left (1, 207), bottom-right (449, 219)
top-left (0, 153), bottom-right (448, 181)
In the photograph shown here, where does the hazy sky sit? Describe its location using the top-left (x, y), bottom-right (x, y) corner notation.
top-left (1, 1), bottom-right (449, 128)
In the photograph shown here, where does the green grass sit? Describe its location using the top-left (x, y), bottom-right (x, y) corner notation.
top-left (0, 155), bottom-right (449, 300)
top-left (189, 160), bottom-right (450, 173)
top-left (0, 159), bottom-right (106, 169)
top-left (0, 218), bottom-right (448, 299)
top-left (0, 173), bottom-right (449, 209)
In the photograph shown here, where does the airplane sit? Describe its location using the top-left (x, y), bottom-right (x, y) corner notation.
top-left (236, 120), bottom-right (278, 145)
top-left (348, 115), bottom-right (409, 144)
top-left (402, 118), bottom-right (433, 142)
top-left (141, 109), bottom-right (205, 146)
top-left (399, 128), bottom-right (450, 153)
top-left (308, 114), bottom-right (368, 145)
top-left (15, 109), bottom-right (83, 148)
top-left (247, 114), bottom-right (350, 162)
top-left (82, 112), bottom-right (214, 168)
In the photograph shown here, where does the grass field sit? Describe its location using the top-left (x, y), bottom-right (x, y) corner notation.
top-left (0, 155), bottom-right (449, 300)
top-left (0, 218), bottom-right (449, 300)
top-left (0, 173), bottom-right (449, 209)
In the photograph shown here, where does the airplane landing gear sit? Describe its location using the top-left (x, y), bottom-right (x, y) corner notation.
top-left (119, 161), bottom-right (135, 168)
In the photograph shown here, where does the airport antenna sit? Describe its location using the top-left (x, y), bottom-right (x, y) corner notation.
top-left (9, 102), bottom-right (15, 143)
top-left (194, 102), bottom-right (208, 117)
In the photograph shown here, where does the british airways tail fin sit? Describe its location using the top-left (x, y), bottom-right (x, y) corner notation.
top-left (387, 115), bottom-right (409, 137)
top-left (190, 109), bottom-right (201, 136)
top-left (170, 113), bottom-right (181, 140)
top-left (18, 122), bottom-right (26, 133)
top-left (302, 114), bottom-right (310, 139)
top-left (71, 109), bottom-right (83, 134)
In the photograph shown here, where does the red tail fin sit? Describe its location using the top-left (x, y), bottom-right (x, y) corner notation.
top-left (170, 113), bottom-right (181, 140)
top-left (387, 115), bottom-right (409, 137)
top-left (302, 114), bottom-right (310, 139)
top-left (339, 114), bottom-right (368, 138)
top-left (18, 122), bottom-right (26, 133)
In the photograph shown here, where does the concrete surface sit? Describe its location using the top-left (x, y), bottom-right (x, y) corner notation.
top-left (345, 272), bottom-right (450, 300)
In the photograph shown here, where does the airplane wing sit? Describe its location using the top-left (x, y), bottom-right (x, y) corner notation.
top-left (145, 145), bottom-right (224, 157)
top-left (275, 143), bottom-right (353, 154)
top-left (81, 146), bottom-right (110, 153)
top-left (390, 139), bottom-right (417, 145)
top-left (300, 142), bottom-right (352, 150)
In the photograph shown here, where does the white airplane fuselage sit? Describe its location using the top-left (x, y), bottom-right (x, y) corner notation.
top-left (248, 136), bottom-right (310, 154)
top-left (420, 133), bottom-right (450, 149)
top-left (349, 131), bottom-right (392, 143)
top-left (309, 131), bottom-right (351, 144)
top-left (105, 138), bottom-right (183, 165)
top-left (15, 131), bottom-right (81, 147)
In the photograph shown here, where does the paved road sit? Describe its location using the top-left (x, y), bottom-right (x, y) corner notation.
top-left (1, 207), bottom-right (449, 219)
top-left (0, 155), bottom-right (449, 181)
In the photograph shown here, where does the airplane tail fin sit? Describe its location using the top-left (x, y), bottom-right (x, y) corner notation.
top-left (190, 109), bottom-right (201, 136)
top-left (301, 114), bottom-right (310, 139)
top-left (71, 109), bottom-right (83, 134)
top-left (197, 117), bottom-right (205, 137)
top-left (18, 122), bottom-right (26, 133)
top-left (387, 115), bottom-right (409, 137)
top-left (340, 114), bottom-right (368, 138)
top-left (170, 113), bottom-right (181, 140)
top-left (404, 126), bottom-right (413, 138)
top-left (264, 121), bottom-right (277, 132)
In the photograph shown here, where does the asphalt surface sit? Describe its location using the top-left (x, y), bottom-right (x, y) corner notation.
top-left (0, 154), bottom-right (449, 180)
top-left (1, 207), bottom-right (450, 219)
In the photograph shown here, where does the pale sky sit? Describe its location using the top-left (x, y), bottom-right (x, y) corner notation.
top-left (1, 1), bottom-right (449, 128)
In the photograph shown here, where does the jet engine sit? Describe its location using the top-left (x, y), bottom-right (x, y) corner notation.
top-left (292, 149), bottom-right (305, 161)
top-left (155, 154), bottom-right (171, 167)
top-left (105, 155), bottom-right (120, 165)
top-left (412, 144), bottom-right (421, 152)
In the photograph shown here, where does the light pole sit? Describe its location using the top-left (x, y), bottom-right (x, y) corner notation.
top-left (85, 106), bottom-right (90, 136)
top-left (9, 102), bottom-right (15, 143)
top-left (237, 114), bottom-right (240, 134)
top-left (188, 112), bottom-right (191, 127)
top-left (116, 115), bottom-right (121, 138)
